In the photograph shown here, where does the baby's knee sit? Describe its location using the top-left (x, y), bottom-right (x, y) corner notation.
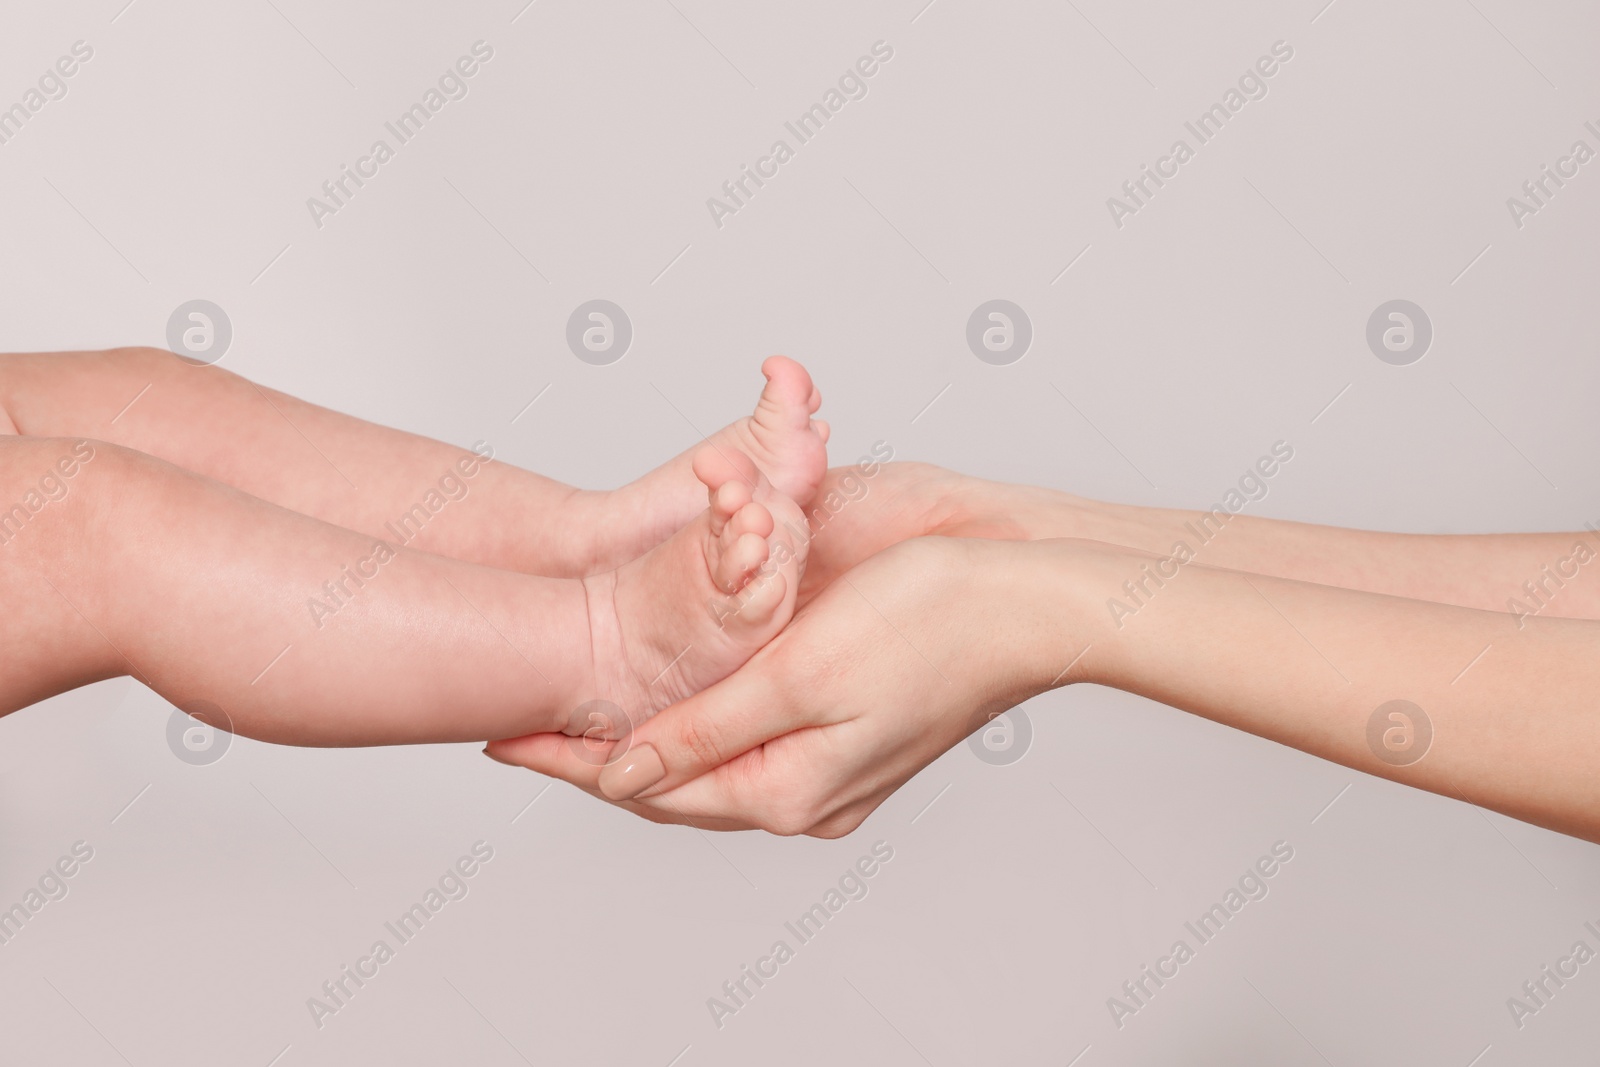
top-left (0, 436), bottom-right (156, 528)
top-left (0, 437), bottom-right (106, 548)
top-left (97, 344), bottom-right (187, 380)
top-left (35, 344), bottom-right (199, 384)
top-left (0, 438), bottom-right (192, 592)
top-left (0, 346), bottom-right (193, 434)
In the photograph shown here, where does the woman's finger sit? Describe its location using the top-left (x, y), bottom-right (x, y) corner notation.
top-left (484, 731), bottom-right (611, 788)
top-left (590, 642), bottom-right (814, 802)
top-left (623, 721), bottom-right (877, 836)
top-left (484, 735), bottom-right (759, 830)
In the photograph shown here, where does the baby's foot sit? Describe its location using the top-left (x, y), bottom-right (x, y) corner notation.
top-left (576, 445), bottom-right (807, 734)
top-left (712, 355), bottom-right (829, 506)
top-left (580, 357), bottom-right (827, 572)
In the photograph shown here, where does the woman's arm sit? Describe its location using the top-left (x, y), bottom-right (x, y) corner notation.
top-left (1064, 540), bottom-right (1600, 841)
top-left (488, 536), bottom-right (1600, 843)
top-left (1035, 496), bottom-right (1600, 622)
top-left (804, 462), bottom-right (1600, 620)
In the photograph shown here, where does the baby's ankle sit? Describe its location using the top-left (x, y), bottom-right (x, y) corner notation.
top-left (567, 566), bottom-right (631, 728)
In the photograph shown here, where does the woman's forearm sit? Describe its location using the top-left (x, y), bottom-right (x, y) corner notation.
top-left (484, 533), bottom-right (1599, 843)
top-left (1001, 483), bottom-right (1600, 620)
top-left (1040, 539), bottom-right (1600, 842)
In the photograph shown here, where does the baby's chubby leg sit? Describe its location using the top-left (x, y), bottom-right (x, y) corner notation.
top-left (0, 347), bottom-right (591, 575)
top-left (0, 436), bottom-right (805, 745)
top-left (0, 348), bottom-right (828, 577)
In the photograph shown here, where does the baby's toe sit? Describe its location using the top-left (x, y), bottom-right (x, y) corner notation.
top-left (727, 500), bottom-right (774, 542)
top-left (728, 569), bottom-right (787, 627)
top-left (692, 444), bottom-right (759, 494)
top-left (709, 479), bottom-right (752, 534)
top-left (715, 530), bottom-right (770, 594)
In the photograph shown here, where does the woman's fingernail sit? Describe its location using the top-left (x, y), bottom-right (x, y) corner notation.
top-left (598, 743), bottom-right (665, 800)
top-left (482, 746), bottom-right (514, 766)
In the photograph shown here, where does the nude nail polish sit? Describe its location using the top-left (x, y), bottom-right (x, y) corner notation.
top-left (482, 747), bottom-right (514, 766)
top-left (599, 743), bottom-right (665, 801)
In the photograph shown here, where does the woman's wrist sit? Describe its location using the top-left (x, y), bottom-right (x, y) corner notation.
top-left (1010, 535), bottom-right (1196, 696)
top-left (970, 536), bottom-right (1114, 698)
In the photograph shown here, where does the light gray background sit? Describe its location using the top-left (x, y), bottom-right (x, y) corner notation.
top-left (2, 0), bottom-right (1598, 1063)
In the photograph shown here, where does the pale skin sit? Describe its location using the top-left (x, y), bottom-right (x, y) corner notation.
top-left (0, 346), bottom-right (828, 576)
top-left (489, 465), bottom-right (1600, 845)
top-left (3, 348), bottom-right (1594, 843)
top-left (0, 347), bottom-right (831, 744)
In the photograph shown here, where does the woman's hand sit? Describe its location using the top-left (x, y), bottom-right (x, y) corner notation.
top-left (486, 536), bottom-right (1083, 836)
top-left (489, 523), bottom-right (1600, 845)
top-left (795, 461), bottom-right (1043, 604)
